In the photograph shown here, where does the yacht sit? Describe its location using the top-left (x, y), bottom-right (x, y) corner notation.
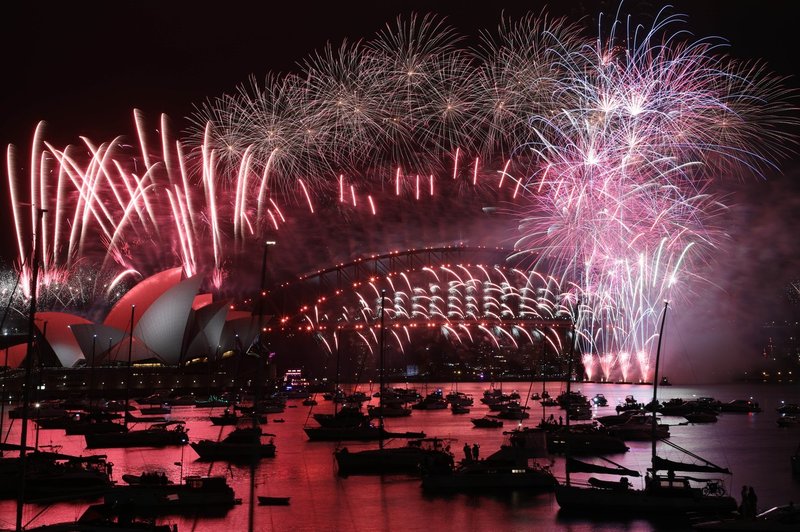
top-left (190, 426), bottom-right (276, 461)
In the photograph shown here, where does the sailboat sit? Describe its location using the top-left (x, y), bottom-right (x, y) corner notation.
top-left (333, 290), bottom-right (440, 475)
top-left (555, 302), bottom-right (738, 516)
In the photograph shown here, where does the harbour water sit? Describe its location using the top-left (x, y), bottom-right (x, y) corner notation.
top-left (1, 381), bottom-right (799, 531)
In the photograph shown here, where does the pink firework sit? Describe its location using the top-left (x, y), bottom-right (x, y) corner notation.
top-left (516, 6), bottom-right (797, 373)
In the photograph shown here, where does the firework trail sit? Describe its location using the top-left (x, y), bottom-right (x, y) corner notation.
top-left (513, 6), bottom-right (796, 380)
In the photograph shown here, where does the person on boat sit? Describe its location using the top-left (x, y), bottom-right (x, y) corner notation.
top-left (463, 443), bottom-right (472, 462)
top-left (472, 443), bottom-right (480, 461)
top-left (740, 485), bottom-right (748, 516)
top-left (747, 487), bottom-right (758, 519)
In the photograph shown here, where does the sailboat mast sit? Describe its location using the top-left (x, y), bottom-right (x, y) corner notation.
top-left (16, 207), bottom-right (45, 531)
top-left (334, 332), bottom-right (341, 416)
top-left (564, 297), bottom-right (579, 486)
top-left (378, 289), bottom-right (386, 451)
top-left (124, 305), bottom-right (135, 431)
top-left (651, 301), bottom-right (669, 470)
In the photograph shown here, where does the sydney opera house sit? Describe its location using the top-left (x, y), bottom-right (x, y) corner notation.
top-left (2, 268), bottom-right (272, 398)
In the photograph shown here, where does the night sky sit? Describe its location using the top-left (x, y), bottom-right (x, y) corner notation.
top-left (1, 1), bottom-right (798, 148)
top-left (1, 1), bottom-right (799, 379)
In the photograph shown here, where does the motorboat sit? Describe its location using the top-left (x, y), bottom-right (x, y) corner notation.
top-left (312, 405), bottom-right (368, 428)
top-left (210, 410), bottom-right (265, 426)
top-left (421, 445), bottom-right (556, 492)
top-left (719, 399), bottom-right (762, 413)
top-left (471, 417), bottom-right (503, 428)
top-left (105, 475), bottom-right (240, 516)
top-left (63, 411), bottom-right (127, 435)
top-left (606, 414), bottom-right (670, 441)
top-left (122, 471), bottom-right (173, 486)
top-left (190, 426), bottom-right (276, 461)
top-left (777, 402), bottom-right (800, 415)
top-left (684, 411), bottom-right (718, 424)
top-left (591, 394), bottom-right (608, 407)
top-left (596, 409), bottom-right (647, 427)
top-left (411, 391), bottom-right (449, 410)
top-left (495, 403), bottom-right (530, 420)
top-left (85, 421), bottom-right (189, 449)
top-left (304, 421), bottom-right (425, 442)
top-left (541, 424), bottom-right (629, 455)
top-left (445, 391), bottom-right (474, 407)
top-left (616, 395), bottom-right (645, 413)
top-left (335, 437), bottom-right (454, 476)
top-left (258, 496), bottom-right (290, 506)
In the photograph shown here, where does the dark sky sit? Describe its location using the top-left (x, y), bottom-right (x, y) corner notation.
top-left (1, 0), bottom-right (797, 267)
top-left (1, 1), bottom-right (798, 148)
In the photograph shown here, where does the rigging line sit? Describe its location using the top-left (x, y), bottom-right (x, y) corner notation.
top-left (597, 455), bottom-right (632, 469)
top-left (658, 438), bottom-right (730, 469)
top-left (24, 502), bottom-right (53, 530)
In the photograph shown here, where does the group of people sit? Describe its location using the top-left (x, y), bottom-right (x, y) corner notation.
top-left (462, 442), bottom-right (480, 462)
top-left (739, 485), bottom-right (758, 519)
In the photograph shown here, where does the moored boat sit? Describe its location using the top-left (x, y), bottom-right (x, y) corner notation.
top-left (719, 399), bottom-right (762, 413)
top-left (684, 411), bottom-right (719, 424)
top-left (335, 437), bottom-right (454, 476)
top-left (190, 426), bottom-right (276, 461)
top-left (304, 421), bottom-right (425, 442)
top-left (85, 421), bottom-right (189, 449)
top-left (258, 496), bottom-right (290, 505)
top-left (104, 475), bottom-right (241, 516)
top-left (421, 444), bottom-right (556, 492)
top-left (471, 417), bottom-right (503, 428)
top-left (122, 471), bottom-right (173, 485)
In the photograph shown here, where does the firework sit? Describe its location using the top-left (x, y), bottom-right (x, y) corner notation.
top-left (2, 8), bottom-right (795, 380)
top-left (514, 7), bottom-right (796, 380)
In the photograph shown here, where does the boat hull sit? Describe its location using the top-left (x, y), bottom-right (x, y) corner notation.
top-left (258, 496), bottom-right (290, 506)
top-left (555, 484), bottom-right (737, 515)
top-left (190, 441), bottom-right (276, 461)
top-left (303, 426), bottom-right (425, 442)
top-left (422, 467), bottom-right (557, 491)
top-left (335, 446), bottom-right (452, 476)
top-left (85, 429), bottom-right (189, 449)
top-left (104, 476), bottom-right (239, 516)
